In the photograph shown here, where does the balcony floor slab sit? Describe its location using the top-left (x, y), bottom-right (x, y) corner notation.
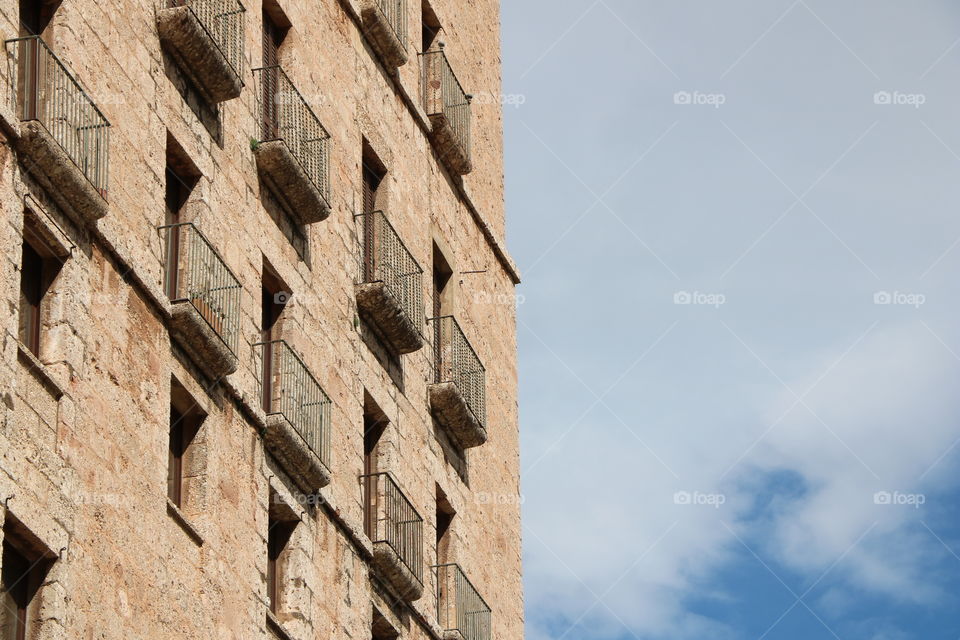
top-left (157, 6), bottom-right (243, 103)
top-left (254, 140), bottom-right (330, 225)
top-left (356, 282), bottom-right (424, 355)
top-left (169, 301), bottom-right (238, 380)
top-left (263, 413), bottom-right (331, 493)
top-left (428, 382), bottom-right (487, 449)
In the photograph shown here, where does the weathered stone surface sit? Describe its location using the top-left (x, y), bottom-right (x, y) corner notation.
top-left (360, 0), bottom-right (409, 70)
top-left (168, 301), bottom-right (238, 380)
top-left (254, 141), bottom-right (331, 225)
top-left (428, 381), bottom-right (488, 449)
top-left (263, 414), bottom-right (331, 493)
top-left (156, 6), bottom-right (243, 104)
top-left (428, 113), bottom-right (473, 176)
top-left (371, 540), bottom-right (424, 601)
top-left (16, 121), bottom-right (107, 226)
top-left (355, 282), bottom-right (424, 354)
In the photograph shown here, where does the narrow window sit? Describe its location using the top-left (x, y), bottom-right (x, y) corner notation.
top-left (431, 244), bottom-right (453, 379)
top-left (260, 264), bottom-right (289, 412)
top-left (261, 3), bottom-right (290, 141)
top-left (0, 524), bottom-right (52, 640)
top-left (163, 135), bottom-right (200, 299)
top-left (267, 514), bottom-right (295, 614)
top-left (18, 230), bottom-right (60, 358)
top-left (421, 0), bottom-right (441, 52)
top-left (436, 486), bottom-right (455, 566)
top-left (18, 0), bottom-right (58, 37)
top-left (362, 144), bottom-right (387, 282)
top-left (362, 394), bottom-right (388, 538)
top-left (167, 378), bottom-right (203, 509)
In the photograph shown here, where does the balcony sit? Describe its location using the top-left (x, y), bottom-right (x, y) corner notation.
top-left (435, 564), bottom-right (491, 640)
top-left (5, 36), bottom-right (110, 225)
top-left (157, 0), bottom-right (246, 104)
top-left (355, 211), bottom-right (424, 355)
top-left (422, 46), bottom-right (471, 175)
top-left (362, 472), bottom-right (424, 601)
top-left (161, 223), bottom-right (241, 379)
top-left (361, 0), bottom-right (408, 69)
top-left (428, 316), bottom-right (486, 448)
top-left (256, 340), bottom-right (332, 492)
top-left (252, 67), bottom-right (331, 225)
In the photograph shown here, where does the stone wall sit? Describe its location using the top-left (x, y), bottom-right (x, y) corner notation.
top-left (0, 0), bottom-right (522, 639)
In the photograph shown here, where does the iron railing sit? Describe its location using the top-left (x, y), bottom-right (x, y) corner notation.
top-left (356, 211), bottom-right (424, 332)
top-left (362, 472), bottom-right (423, 584)
top-left (429, 316), bottom-right (486, 427)
top-left (435, 564), bottom-right (491, 640)
top-left (160, 222), bottom-right (242, 355)
top-left (5, 35), bottom-right (110, 198)
top-left (256, 340), bottom-right (332, 467)
top-left (422, 46), bottom-right (471, 160)
top-left (253, 66), bottom-right (331, 204)
top-left (168, 0), bottom-right (246, 81)
top-left (375, 0), bottom-right (407, 46)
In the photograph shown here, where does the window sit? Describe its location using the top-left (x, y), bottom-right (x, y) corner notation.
top-left (18, 229), bottom-right (60, 358)
top-left (361, 143), bottom-right (387, 283)
top-left (266, 513), bottom-right (296, 614)
top-left (421, 0), bottom-right (441, 52)
top-left (167, 378), bottom-right (204, 509)
top-left (19, 0), bottom-right (59, 37)
top-left (436, 485), bottom-right (455, 566)
top-left (362, 394), bottom-right (388, 538)
top-left (431, 243), bottom-right (453, 375)
top-left (163, 134), bottom-right (200, 299)
top-left (260, 263), bottom-right (289, 412)
top-left (260, 2), bottom-right (290, 141)
top-left (0, 522), bottom-right (53, 640)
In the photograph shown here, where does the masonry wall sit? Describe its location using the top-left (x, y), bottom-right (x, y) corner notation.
top-left (0, 0), bottom-right (522, 639)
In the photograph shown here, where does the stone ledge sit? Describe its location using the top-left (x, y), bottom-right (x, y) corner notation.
top-left (262, 414), bottom-right (331, 494)
top-left (360, 0), bottom-right (409, 70)
top-left (355, 282), bottom-right (424, 355)
top-left (16, 341), bottom-right (66, 401)
top-left (17, 121), bottom-right (108, 228)
top-left (428, 382), bottom-right (487, 449)
top-left (254, 140), bottom-right (330, 225)
top-left (166, 498), bottom-right (204, 546)
top-left (427, 112), bottom-right (472, 176)
top-left (156, 5), bottom-right (243, 104)
top-left (168, 301), bottom-right (238, 380)
top-left (372, 540), bottom-right (424, 601)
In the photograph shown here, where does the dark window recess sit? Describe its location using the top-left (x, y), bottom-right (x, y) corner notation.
top-left (0, 536), bottom-right (50, 640)
top-left (260, 267), bottom-right (289, 412)
top-left (421, 0), bottom-right (441, 52)
top-left (18, 235), bottom-right (59, 358)
top-left (167, 380), bottom-right (202, 509)
top-left (362, 396), bottom-right (388, 537)
top-left (362, 147), bottom-right (386, 281)
top-left (267, 517), bottom-right (295, 614)
top-left (260, 8), bottom-right (288, 141)
top-left (431, 244), bottom-right (453, 378)
top-left (19, 0), bottom-right (58, 37)
top-left (436, 486), bottom-right (455, 566)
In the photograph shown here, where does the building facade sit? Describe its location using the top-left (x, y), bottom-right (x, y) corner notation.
top-left (0, 0), bottom-right (522, 638)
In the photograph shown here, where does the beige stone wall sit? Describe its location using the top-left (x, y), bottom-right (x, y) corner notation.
top-left (0, 0), bottom-right (521, 639)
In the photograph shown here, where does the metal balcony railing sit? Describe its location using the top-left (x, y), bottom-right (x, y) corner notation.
top-left (160, 222), bottom-right (241, 355)
top-left (256, 340), bottom-right (332, 467)
top-left (5, 35), bottom-right (110, 198)
top-left (168, 0), bottom-right (246, 80)
top-left (356, 210), bottom-right (424, 331)
top-left (435, 564), bottom-right (491, 640)
top-left (362, 472), bottom-right (423, 584)
top-left (422, 46), bottom-right (471, 159)
top-left (253, 66), bottom-right (331, 204)
top-left (375, 0), bottom-right (407, 45)
top-left (429, 316), bottom-right (486, 428)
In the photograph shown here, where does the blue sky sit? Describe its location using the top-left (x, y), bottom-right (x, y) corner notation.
top-left (502, 2), bottom-right (960, 638)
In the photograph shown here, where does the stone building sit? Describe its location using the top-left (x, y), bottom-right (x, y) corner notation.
top-left (0, 0), bottom-right (522, 638)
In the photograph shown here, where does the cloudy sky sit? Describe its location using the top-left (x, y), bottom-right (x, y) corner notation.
top-left (502, 1), bottom-right (960, 638)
